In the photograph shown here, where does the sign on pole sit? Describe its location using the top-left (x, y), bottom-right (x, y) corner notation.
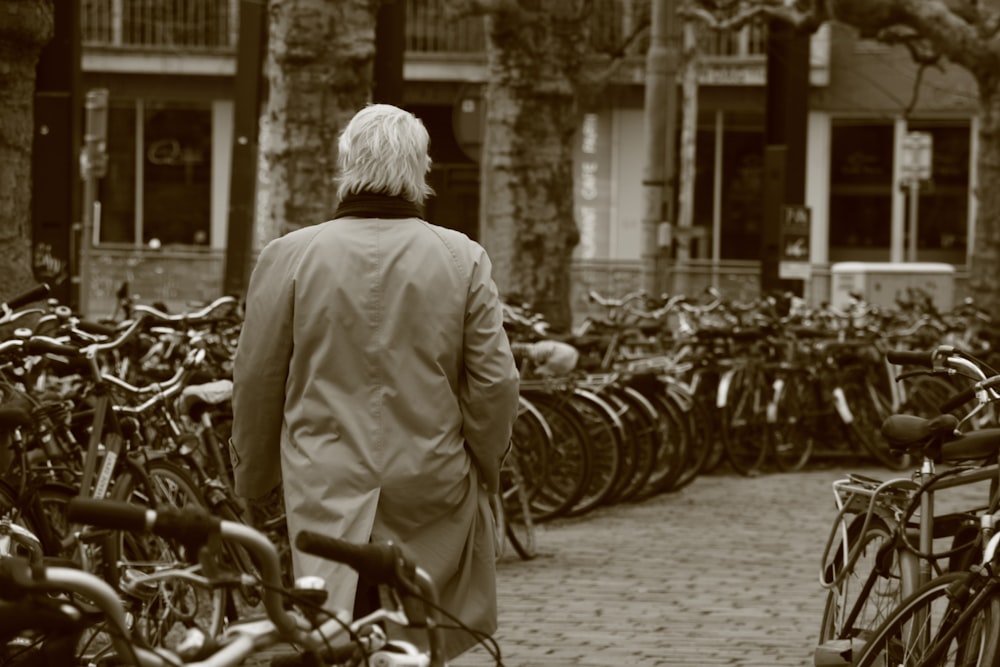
top-left (779, 204), bottom-right (810, 280)
top-left (902, 131), bottom-right (933, 261)
top-left (901, 131), bottom-right (933, 181)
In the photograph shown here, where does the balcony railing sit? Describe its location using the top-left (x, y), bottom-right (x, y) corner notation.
top-left (81, 0), bottom-right (767, 59)
top-left (82, 0), bottom-right (239, 52)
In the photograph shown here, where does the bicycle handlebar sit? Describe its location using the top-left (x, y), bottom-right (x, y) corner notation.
top-left (588, 289), bottom-right (646, 309)
top-left (66, 498), bottom-right (303, 642)
top-left (1, 283), bottom-right (51, 315)
top-left (131, 295), bottom-right (238, 325)
top-left (886, 349), bottom-right (934, 367)
top-left (63, 499), bottom-right (444, 666)
top-left (940, 373), bottom-right (1000, 415)
top-left (295, 531), bottom-right (412, 591)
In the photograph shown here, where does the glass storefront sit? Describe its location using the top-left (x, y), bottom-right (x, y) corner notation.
top-left (904, 121), bottom-right (969, 264)
top-left (691, 119), bottom-right (764, 261)
top-left (98, 99), bottom-right (213, 248)
top-left (829, 122), bottom-right (894, 262)
top-left (829, 119), bottom-right (970, 264)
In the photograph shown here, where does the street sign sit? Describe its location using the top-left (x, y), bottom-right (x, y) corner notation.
top-left (779, 204), bottom-right (810, 280)
top-left (901, 131), bottom-right (933, 181)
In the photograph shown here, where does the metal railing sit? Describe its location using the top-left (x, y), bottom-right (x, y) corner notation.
top-left (81, 0), bottom-right (767, 59)
top-left (82, 0), bottom-right (239, 51)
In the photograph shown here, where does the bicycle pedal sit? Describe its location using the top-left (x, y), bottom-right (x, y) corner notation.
top-left (814, 638), bottom-right (859, 666)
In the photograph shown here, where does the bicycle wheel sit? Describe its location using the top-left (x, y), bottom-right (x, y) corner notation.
top-left (769, 369), bottom-right (815, 473)
top-left (518, 391), bottom-right (591, 521)
top-left (661, 384), bottom-right (700, 491)
top-left (720, 365), bottom-right (769, 476)
top-left (691, 369), bottom-right (727, 474)
top-left (0, 479), bottom-right (45, 558)
top-left (854, 571), bottom-right (1000, 667)
top-left (600, 384), bottom-right (659, 503)
top-left (839, 369), bottom-right (912, 470)
top-left (584, 387), bottom-right (635, 506)
top-left (562, 388), bottom-right (625, 515)
top-left (501, 451), bottom-right (537, 560)
top-left (105, 458), bottom-right (228, 649)
top-left (818, 514), bottom-right (904, 649)
top-left (636, 389), bottom-right (690, 497)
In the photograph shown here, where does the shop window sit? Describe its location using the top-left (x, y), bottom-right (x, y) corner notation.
top-left (143, 102), bottom-right (211, 246)
top-left (98, 102), bottom-right (137, 244)
top-left (719, 130), bottom-right (763, 260)
top-left (691, 128), bottom-right (716, 259)
top-left (829, 122), bottom-right (894, 261)
top-left (97, 99), bottom-right (212, 248)
top-left (903, 121), bottom-right (969, 264)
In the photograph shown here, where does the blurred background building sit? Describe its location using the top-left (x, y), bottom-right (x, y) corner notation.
top-left (62, 0), bottom-right (976, 316)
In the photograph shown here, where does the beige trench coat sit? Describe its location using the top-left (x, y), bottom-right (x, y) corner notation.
top-left (230, 215), bottom-right (520, 658)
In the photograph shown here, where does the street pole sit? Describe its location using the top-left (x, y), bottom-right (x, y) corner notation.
top-left (907, 178), bottom-right (919, 262)
top-left (640, 0), bottom-right (678, 296)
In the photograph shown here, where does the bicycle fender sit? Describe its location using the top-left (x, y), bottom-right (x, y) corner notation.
top-left (766, 377), bottom-right (785, 424)
top-left (663, 378), bottom-right (694, 412)
top-left (716, 368), bottom-right (738, 409)
top-left (832, 386), bottom-right (853, 424)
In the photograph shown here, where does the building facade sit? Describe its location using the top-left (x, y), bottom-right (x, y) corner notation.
top-left (73, 0), bottom-right (977, 317)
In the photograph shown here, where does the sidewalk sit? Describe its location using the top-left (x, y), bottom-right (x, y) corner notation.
top-left (246, 463), bottom-right (991, 667)
top-left (452, 464), bottom-right (990, 667)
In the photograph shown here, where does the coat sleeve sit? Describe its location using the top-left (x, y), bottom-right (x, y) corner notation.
top-left (231, 240), bottom-right (295, 499)
top-left (459, 247), bottom-right (520, 494)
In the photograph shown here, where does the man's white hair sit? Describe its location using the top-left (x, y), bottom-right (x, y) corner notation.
top-left (336, 104), bottom-right (434, 205)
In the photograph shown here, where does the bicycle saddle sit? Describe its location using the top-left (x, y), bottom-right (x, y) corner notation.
top-left (881, 413), bottom-right (959, 457)
top-left (883, 413), bottom-right (1000, 462)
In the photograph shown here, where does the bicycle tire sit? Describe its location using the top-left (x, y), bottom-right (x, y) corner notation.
top-left (600, 384), bottom-right (659, 503)
top-left (518, 391), bottom-right (592, 521)
top-left (854, 571), bottom-right (1000, 667)
top-left (562, 387), bottom-right (625, 514)
top-left (660, 384), bottom-right (701, 491)
top-left (769, 368), bottom-right (815, 473)
top-left (105, 458), bottom-right (228, 648)
top-left (720, 365), bottom-right (769, 476)
top-left (512, 396), bottom-right (551, 508)
top-left (636, 389), bottom-right (691, 497)
top-left (691, 370), bottom-right (727, 474)
top-left (0, 478), bottom-right (44, 558)
top-left (839, 370), bottom-right (912, 470)
top-left (31, 482), bottom-right (85, 562)
top-left (692, 391), bottom-right (725, 474)
top-left (585, 387), bottom-right (636, 506)
top-left (501, 451), bottom-right (537, 560)
top-left (818, 513), bottom-right (903, 648)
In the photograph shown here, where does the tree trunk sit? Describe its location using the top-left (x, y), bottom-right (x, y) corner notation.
top-left (0, 0), bottom-right (53, 298)
top-left (256, 0), bottom-right (375, 246)
top-left (971, 78), bottom-right (1000, 318)
top-left (674, 20), bottom-right (700, 296)
top-left (479, 8), bottom-right (585, 331)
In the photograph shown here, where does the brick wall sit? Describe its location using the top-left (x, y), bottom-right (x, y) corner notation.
top-left (84, 249), bottom-right (971, 322)
top-left (84, 248), bottom-right (226, 318)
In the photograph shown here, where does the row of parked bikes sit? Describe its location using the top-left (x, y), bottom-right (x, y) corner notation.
top-left (0, 278), bottom-right (998, 666)
top-left (504, 283), bottom-right (996, 523)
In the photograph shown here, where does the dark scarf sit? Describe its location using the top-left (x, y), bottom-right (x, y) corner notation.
top-left (332, 191), bottom-right (424, 220)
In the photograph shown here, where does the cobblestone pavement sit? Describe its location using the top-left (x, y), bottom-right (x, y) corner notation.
top-left (450, 464), bottom-right (991, 667)
top-left (248, 463), bottom-right (992, 667)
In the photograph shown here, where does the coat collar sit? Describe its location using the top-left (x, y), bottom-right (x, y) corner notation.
top-left (333, 191), bottom-right (424, 220)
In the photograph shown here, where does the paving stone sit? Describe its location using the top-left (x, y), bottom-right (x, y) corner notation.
top-left (245, 463), bottom-right (993, 666)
